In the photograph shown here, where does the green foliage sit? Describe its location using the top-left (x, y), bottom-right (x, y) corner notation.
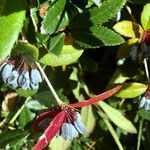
top-left (40, 45), bottom-right (84, 66)
top-left (70, 0), bottom-right (125, 27)
top-left (15, 41), bottom-right (39, 64)
top-left (72, 26), bottom-right (124, 48)
top-left (0, 0), bottom-right (26, 59)
top-left (98, 101), bottom-right (137, 133)
top-left (81, 106), bottom-right (96, 137)
top-left (0, 129), bottom-right (29, 148)
top-left (115, 83), bottom-right (147, 98)
top-left (19, 106), bottom-right (36, 128)
top-left (1, 0), bottom-right (150, 150)
top-left (141, 3), bottom-right (150, 30)
top-left (41, 0), bottom-right (67, 34)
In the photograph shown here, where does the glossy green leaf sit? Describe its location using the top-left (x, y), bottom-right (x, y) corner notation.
top-left (81, 106), bottom-right (96, 137)
top-left (0, 129), bottom-right (29, 146)
top-left (49, 33), bottom-right (65, 54)
top-left (49, 137), bottom-right (72, 150)
top-left (72, 26), bottom-right (124, 48)
top-left (113, 21), bottom-right (143, 38)
top-left (98, 101), bottom-right (137, 133)
top-left (16, 88), bottom-right (37, 98)
top-left (115, 83), bottom-right (147, 98)
top-left (19, 106), bottom-right (35, 128)
top-left (0, 0), bottom-right (26, 59)
top-left (138, 109), bottom-right (150, 121)
top-left (40, 45), bottom-right (83, 66)
top-left (141, 3), bottom-right (150, 30)
top-left (41, 0), bottom-right (67, 34)
top-left (70, 0), bottom-right (125, 27)
top-left (15, 41), bottom-right (39, 64)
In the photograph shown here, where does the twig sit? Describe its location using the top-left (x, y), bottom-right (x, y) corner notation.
top-left (144, 58), bottom-right (150, 83)
top-left (36, 62), bottom-right (64, 106)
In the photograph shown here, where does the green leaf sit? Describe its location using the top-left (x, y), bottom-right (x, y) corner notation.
top-left (90, 0), bottom-right (101, 6)
top-left (98, 110), bottom-right (124, 150)
top-left (113, 21), bottom-right (143, 38)
top-left (15, 41), bottom-right (39, 64)
top-left (41, 0), bottom-right (67, 34)
top-left (33, 90), bottom-right (58, 107)
top-left (141, 3), bottom-right (150, 30)
top-left (138, 109), bottom-right (150, 121)
top-left (0, 0), bottom-right (26, 59)
top-left (40, 45), bottom-right (83, 66)
top-left (72, 26), bottom-right (124, 48)
top-left (19, 106), bottom-right (35, 128)
top-left (49, 33), bottom-right (65, 54)
top-left (81, 106), bottom-right (96, 137)
top-left (49, 137), bottom-right (72, 150)
top-left (30, 8), bottom-right (39, 31)
top-left (26, 100), bottom-right (46, 110)
top-left (115, 83), bottom-right (147, 98)
top-left (98, 101), bottom-right (137, 133)
top-left (70, 0), bottom-right (125, 27)
top-left (0, 129), bottom-right (29, 146)
top-left (16, 88), bottom-right (37, 98)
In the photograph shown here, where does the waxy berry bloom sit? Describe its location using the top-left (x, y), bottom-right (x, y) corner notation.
top-left (0, 57), bottom-right (43, 90)
top-left (129, 30), bottom-right (150, 60)
top-left (139, 85), bottom-right (150, 111)
top-left (33, 86), bottom-right (122, 150)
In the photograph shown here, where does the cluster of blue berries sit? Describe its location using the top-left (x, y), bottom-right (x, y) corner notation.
top-left (34, 107), bottom-right (85, 140)
top-left (56, 111), bottom-right (85, 139)
top-left (0, 58), bottom-right (43, 90)
top-left (129, 30), bottom-right (150, 60)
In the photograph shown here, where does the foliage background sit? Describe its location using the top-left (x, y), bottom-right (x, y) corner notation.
top-left (0, 0), bottom-right (150, 150)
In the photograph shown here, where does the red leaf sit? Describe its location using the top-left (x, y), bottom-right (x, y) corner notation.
top-left (69, 85), bottom-right (122, 108)
top-left (34, 109), bottom-right (60, 132)
top-left (33, 110), bottom-right (66, 150)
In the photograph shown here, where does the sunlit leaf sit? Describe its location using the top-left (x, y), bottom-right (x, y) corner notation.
top-left (141, 3), bottom-right (150, 30)
top-left (0, 0), bottom-right (26, 59)
top-left (81, 106), bottom-right (96, 137)
top-left (115, 83), bottom-right (147, 98)
top-left (16, 88), bottom-right (37, 98)
top-left (113, 21), bottom-right (143, 38)
top-left (98, 101), bottom-right (137, 133)
top-left (40, 45), bottom-right (83, 66)
top-left (49, 137), bottom-right (71, 150)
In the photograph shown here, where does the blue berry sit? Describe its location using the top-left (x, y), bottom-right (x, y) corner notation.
top-left (139, 96), bottom-right (150, 111)
top-left (7, 70), bottom-right (19, 88)
top-left (30, 83), bottom-right (39, 90)
top-left (74, 112), bottom-right (85, 134)
top-left (31, 69), bottom-right (42, 84)
top-left (1, 63), bottom-right (14, 83)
